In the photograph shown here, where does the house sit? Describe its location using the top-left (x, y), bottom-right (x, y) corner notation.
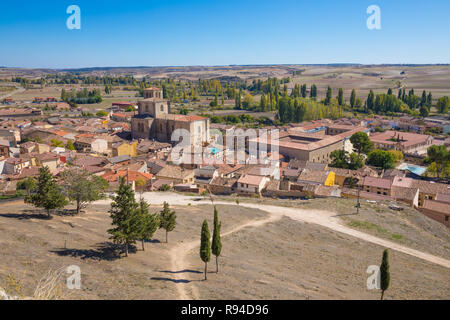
top-left (0, 140), bottom-right (10, 157)
top-left (237, 174), bottom-right (269, 194)
top-left (101, 170), bottom-right (153, 190)
top-left (4, 157), bottom-right (30, 174)
top-left (112, 141), bottom-right (138, 158)
top-left (150, 179), bottom-right (174, 191)
top-left (108, 155), bottom-right (131, 166)
top-left (147, 158), bottom-right (168, 175)
top-left (137, 140), bottom-right (172, 155)
top-left (247, 165), bottom-right (280, 179)
top-left (155, 165), bottom-right (195, 184)
top-left (208, 177), bottom-right (237, 195)
top-left (281, 168), bottom-right (301, 182)
top-left (195, 165), bottom-right (219, 181)
top-left (391, 186), bottom-right (419, 207)
top-left (363, 176), bottom-right (392, 196)
top-left (297, 169), bottom-right (335, 186)
top-left (75, 137), bottom-right (108, 154)
top-left (35, 152), bottom-right (61, 172)
top-left (369, 130), bottom-right (433, 155)
top-left (420, 200), bottom-right (450, 228)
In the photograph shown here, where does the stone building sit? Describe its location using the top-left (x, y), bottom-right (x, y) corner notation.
top-left (131, 88), bottom-right (210, 147)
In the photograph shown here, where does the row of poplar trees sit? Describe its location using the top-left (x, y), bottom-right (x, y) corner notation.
top-left (200, 206), bottom-right (222, 280)
top-left (108, 177), bottom-right (177, 257)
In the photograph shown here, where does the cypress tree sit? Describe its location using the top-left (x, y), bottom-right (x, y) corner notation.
top-left (427, 92), bottom-right (432, 108)
top-left (30, 166), bottom-right (67, 218)
top-left (421, 90), bottom-right (427, 107)
top-left (325, 86), bottom-right (332, 105)
top-left (350, 89), bottom-right (356, 108)
top-left (200, 220), bottom-right (211, 280)
top-left (211, 206), bottom-right (222, 273)
top-left (380, 249), bottom-right (390, 300)
top-left (108, 177), bottom-right (140, 257)
top-left (338, 88), bottom-right (344, 106)
top-left (367, 90), bottom-right (375, 110)
top-left (159, 202), bottom-right (177, 243)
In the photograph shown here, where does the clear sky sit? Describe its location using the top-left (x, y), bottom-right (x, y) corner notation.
top-left (0, 0), bottom-right (449, 68)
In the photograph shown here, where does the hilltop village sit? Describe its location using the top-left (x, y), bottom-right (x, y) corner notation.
top-left (1, 84), bottom-right (449, 229)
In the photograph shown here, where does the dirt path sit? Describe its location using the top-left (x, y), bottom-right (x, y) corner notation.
top-left (169, 212), bottom-right (282, 300)
top-left (96, 192), bottom-right (450, 299)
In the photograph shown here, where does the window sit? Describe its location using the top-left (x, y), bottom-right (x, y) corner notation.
top-left (160, 105), bottom-right (164, 112)
top-left (446, 216), bottom-right (449, 222)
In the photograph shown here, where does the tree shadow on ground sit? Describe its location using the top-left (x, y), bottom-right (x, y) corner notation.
top-left (0, 211), bottom-right (51, 220)
top-left (150, 277), bottom-right (192, 284)
top-left (0, 208), bottom-right (84, 221)
top-left (159, 269), bottom-right (203, 274)
top-left (50, 242), bottom-right (135, 261)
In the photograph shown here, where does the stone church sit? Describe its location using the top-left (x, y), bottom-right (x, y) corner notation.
top-left (131, 88), bottom-right (210, 147)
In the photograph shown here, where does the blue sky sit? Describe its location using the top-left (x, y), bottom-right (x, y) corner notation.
top-left (0, 0), bottom-right (449, 68)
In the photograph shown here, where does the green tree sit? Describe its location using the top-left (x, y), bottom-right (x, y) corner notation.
top-left (51, 139), bottom-right (64, 147)
top-left (426, 145), bottom-right (449, 178)
top-left (330, 150), bottom-right (349, 169)
top-left (325, 86), bottom-right (332, 105)
top-left (30, 166), bottom-right (67, 218)
top-left (96, 110), bottom-right (108, 117)
top-left (211, 206), bottom-right (222, 273)
top-left (17, 176), bottom-right (37, 197)
top-left (380, 249), bottom-right (390, 300)
top-left (200, 220), bottom-right (211, 280)
top-left (337, 88), bottom-right (344, 106)
top-left (60, 168), bottom-right (108, 215)
top-left (108, 177), bottom-right (140, 257)
top-left (242, 93), bottom-right (253, 109)
top-left (367, 150), bottom-right (395, 169)
top-left (65, 140), bottom-right (75, 150)
top-left (137, 198), bottom-right (159, 251)
top-left (420, 105), bottom-right (429, 118)
top-left (350, 132), bottom-right (373, 155)
top-left (348, 153), bottom-right (364, 170)
top-left (367, 90), bottom-right (375, 110)
top-left (159, 202), bottom-right (177, 243)
top-left (350, 89), bottom-right (356, 108)
top-left (436, 96), bottom-right (449, 114)
top-left (310, 84), bottom-right (317, 98)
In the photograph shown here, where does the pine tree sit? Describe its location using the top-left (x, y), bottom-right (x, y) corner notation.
top-left (350, 89), bottom-right (356, 108)
top-left (159, 202), bottom-right (176, 243)
top-left (137, 198), bottom-right (159, 251)
top-left (30, 166), bottom-right (67, 218)
top-left (380, 249), bottom-right (390, 300)
top-left (387, 88), bottom-right (393, 95)
top-left (211, 206), bottom-right (222, 273)
top-left (108, 177), bottom-right (140, 257)
top-left (200, 220), bottom-right (211, 280)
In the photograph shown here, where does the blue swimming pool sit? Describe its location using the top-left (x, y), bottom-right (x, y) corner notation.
top-left (398, 164), bottom-right (427, 176)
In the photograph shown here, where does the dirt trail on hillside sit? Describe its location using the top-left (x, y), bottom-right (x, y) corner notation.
top-left (96, 193), bottom-right (450, 299)
top-left (169, 212), bottom-right (282, 300)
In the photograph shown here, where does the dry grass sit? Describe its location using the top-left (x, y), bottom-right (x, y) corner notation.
top-left (0, 199), bottom-right (448, 300)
